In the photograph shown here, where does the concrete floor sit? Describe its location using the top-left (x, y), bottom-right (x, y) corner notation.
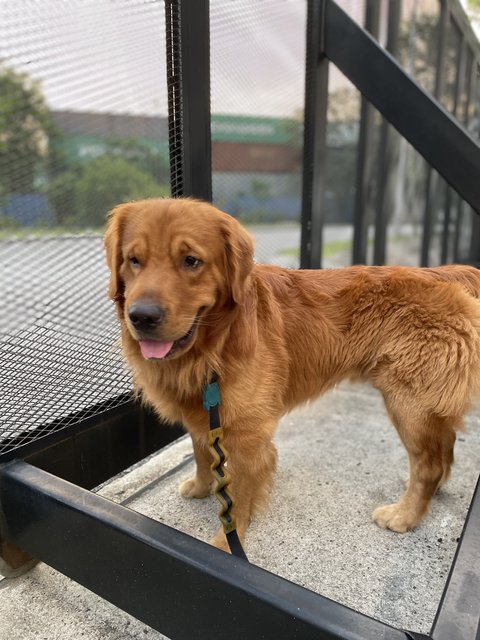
top-left (1, 382), bottom-right (479, 639)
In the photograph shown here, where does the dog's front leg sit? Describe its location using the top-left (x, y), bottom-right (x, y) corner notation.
top-left (209, 426), bottom-right (278, 553)
top-left (179, 435), bottom-right (213, 499)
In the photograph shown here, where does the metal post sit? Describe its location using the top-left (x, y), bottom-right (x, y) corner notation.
top-left (441, 35), bottom-right (467, 263)
top-left (165, 0), bottom-right (212, 201)
top-left (454, 48), bottom-right (476, 262)
top-left (421, 0), bottom-right (448, 266)
top-left (300, 0), bottom-right (329, 269)
top-left (373, 0), bottom-right (401, 265)
top-left (469, 213), bottom-right (480, 267)
top-left (352, 0), bottom-right (380, 265)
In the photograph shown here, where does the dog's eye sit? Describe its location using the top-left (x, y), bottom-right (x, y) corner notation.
top-left (183, 255), bottom-right (202, 270)
top-left (129, 256), bottom-right (141, 268)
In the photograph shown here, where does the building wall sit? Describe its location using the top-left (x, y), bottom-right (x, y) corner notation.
top-left (51, 110), bottom-right (168, 140)
top-left (212, 140), bottom-right (299, 173)
top-left (52, 110), bottom-right (301, 174)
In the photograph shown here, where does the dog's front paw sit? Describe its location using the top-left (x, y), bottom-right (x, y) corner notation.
top-left (178, 476), bottom-right (211, 499)
top-left (372, 503), bottom-right (418, 533)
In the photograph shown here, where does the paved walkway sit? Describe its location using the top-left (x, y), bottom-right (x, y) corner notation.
top-left (1, 382), bottom-right (479, 639)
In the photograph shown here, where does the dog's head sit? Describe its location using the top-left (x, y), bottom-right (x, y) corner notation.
top-left (104, 198), bottom-right (254, 361)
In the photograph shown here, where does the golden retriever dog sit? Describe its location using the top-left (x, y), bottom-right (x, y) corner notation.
top-left (105, 197), bottom-right (480, 551)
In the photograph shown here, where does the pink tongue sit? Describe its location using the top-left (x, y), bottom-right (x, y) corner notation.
top-left (139, 340), bottom-right (174, 360)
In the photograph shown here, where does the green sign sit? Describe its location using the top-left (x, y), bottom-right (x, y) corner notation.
top-left (211, 114), bottom-right (293, 144)
top-left (56, 135), bottom-right (169, 164)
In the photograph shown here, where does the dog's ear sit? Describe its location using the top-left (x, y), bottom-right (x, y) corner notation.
top-left (104, 203), bottom-right (131, 302)
top-left (221, 215), bottom-right (254, 305)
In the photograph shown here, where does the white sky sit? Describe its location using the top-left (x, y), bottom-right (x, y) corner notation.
top-left (0, 1), bottom-right (475, 119)
top-left (0, 0), bottom-right (310, 118)
top-left (460, 0), bottom-right (480, 35)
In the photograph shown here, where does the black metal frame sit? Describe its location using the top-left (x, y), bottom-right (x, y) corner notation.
top-left (1, 1), bottom-right (480, 639)
top-left (2, 398), bottom-right (184, 489)
top-left (431, 477), bottom-right (480, 640)
top-left (0, 460), bottom-right (414, 640)
top-left (300, 0), bottom-right (329, 269)
top-left (166, 0), bottom-right (212, 201)
top-left (1, 456), bottom-right (479, 639)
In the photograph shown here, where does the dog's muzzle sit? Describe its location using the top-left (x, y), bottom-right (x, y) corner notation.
top-left (127, 301), bottom-right (203, 360)
top-left (128, 301), bottom-right (165, 333)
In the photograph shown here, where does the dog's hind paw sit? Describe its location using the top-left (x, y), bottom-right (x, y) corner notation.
top-left (179, 476), bottom-right (211, 499)
top-left (372, 503), bottom-right (418, 533)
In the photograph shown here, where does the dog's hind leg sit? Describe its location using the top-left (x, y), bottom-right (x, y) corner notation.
top-left (438, 425), bottom-right (457, 488)
top-left (373, 397), bottom-right (459, 532)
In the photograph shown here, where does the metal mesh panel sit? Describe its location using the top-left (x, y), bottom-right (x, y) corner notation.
top-left (210, 0), bottom-right (306, 268)
top-left (0, 1), bottom-right (169, 457)
top-left (165, 0), bottom-right (184, 197)
top-left (1, 236), bottom-right (130, 454)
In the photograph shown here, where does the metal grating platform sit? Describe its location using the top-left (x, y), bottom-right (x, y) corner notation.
top-left (0, 0), bottom-right (169, 460)
top-left (0, 236), bottom-right (131, 457)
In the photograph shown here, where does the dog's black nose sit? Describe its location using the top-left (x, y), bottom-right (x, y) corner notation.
top-left (128, 301), bottom-right (165, 330)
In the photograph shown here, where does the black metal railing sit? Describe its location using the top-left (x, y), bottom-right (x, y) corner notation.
top-left (301, 0), bottom-right (480, 269)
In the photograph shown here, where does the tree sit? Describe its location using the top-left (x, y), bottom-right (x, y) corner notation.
top-left (103, 137), bottom-right (170, 185)
top-left (74, 156), bottom-right (168, 227)
top-left (0, 65), bottom-right (57, 194)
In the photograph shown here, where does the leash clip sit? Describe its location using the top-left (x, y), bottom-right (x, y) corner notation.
top-left (203, 380), bottom-right (221, 410)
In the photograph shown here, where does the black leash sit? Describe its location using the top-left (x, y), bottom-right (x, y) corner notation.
top-left (203, 376), bottom-right (248, 561)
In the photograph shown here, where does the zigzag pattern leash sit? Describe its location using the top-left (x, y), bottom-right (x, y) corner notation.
top-left (203, 376), bottom-right (248, 561)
